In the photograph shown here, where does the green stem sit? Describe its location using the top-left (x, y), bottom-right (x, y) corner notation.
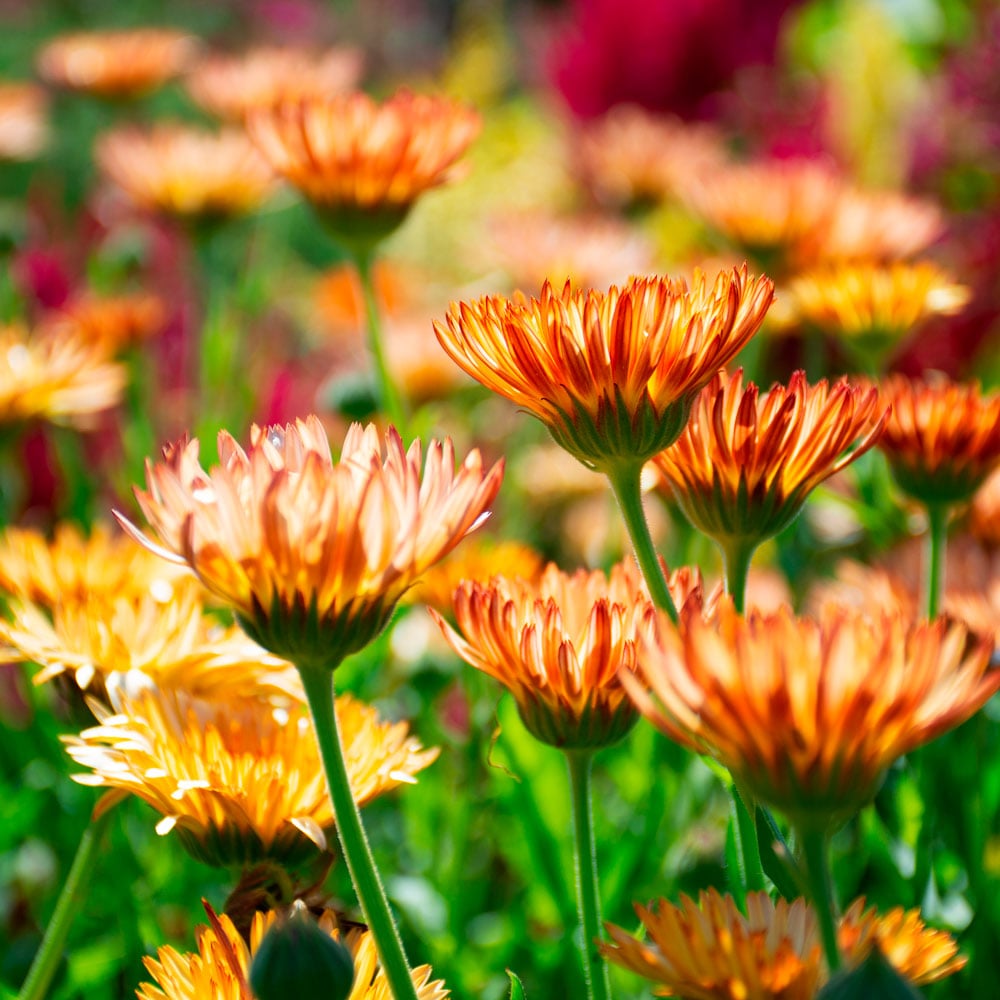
top-left (799, 827), bottom-right (842, 973)
top-left (19, 805), bottom-right (116, 1000)
top-left (298, 666), bottom-right (419, 1000)
top-left (354, 249), bottom-right (407, 431)
top-left (721, 539), bottom-right (757, 614)
top-left (607, 463), bottom-right (679, 624)
top-left (729, 787), bottom-right (766, 904)
top-left (924, 504), bottom-right (949, 619)
top-left (566, 751), bottom-right (611, 1000)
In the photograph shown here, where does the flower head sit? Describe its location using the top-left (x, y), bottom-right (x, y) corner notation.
top-left (434, 267), bottom-right (773, 471)
top-left (37, 28), bottom-right (197, 99)
top-left (969, 467), bottom-right (1000, 546)
top-left (67, 685), bottom-right (437, 867)
top-left (0, 82), bottom-right (48, 161)
top-left (432, 559), bottom-right (700, 749)
top-left (877, 375), bottom-right (1000, 506)
top-left (652, 370), bottom-right (886, 546)
top-left (123, 418), bottom-right (503, 669)
top-left (42, 293), bottom-right (167, 354)
top-left (628, 600), bottom-right (998, 827)
top-left (96, 124), bottom-right (277, 221)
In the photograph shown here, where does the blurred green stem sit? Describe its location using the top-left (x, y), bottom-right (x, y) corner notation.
top-left (607, 463), bottom-right (678, 624)
top-left (566, 751), bottom-right (611, 1000)
top-left (729, 787), bottom-right (765, 905)
top-left (800, 828), bottom-right (842, 973)
top-left (924, 503), bottom-right (949, 619)
top-left (19, 805), bottom-right (116, 1000)
top-left (298, 666), bottom-right (419, 1000)
top-left (721, 538), bottom-right (756, 614)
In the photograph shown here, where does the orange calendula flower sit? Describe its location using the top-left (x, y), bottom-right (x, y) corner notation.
top-left (652, 369), bottom-right (886, 548)
top-left (122, 418), bottom-right (503, 670)
top-left (969, 466), bottom-right (1000, 546)
top-left (96, 124), bottom-right (277, 221)
top-left (37, 28), bottom-right (197, 100)
top-left (431, 559), bottom-right (699, 749)
top-left (186, 45), bottom-right (364, 121)
top-left (0, 81), bottom-right (48, 161)
top-left (247, 91), bottom-right (480, 246)
top-left (42, 293), bottom-right (166, 354)
top-left (434, 267), bottom-right (774, 472)
top-left (877, 375), bottom-right (1000, 506)
top-left (628, 600), bottom-right (998, 827)
top-left (67, 685), bottom-right (437, 868)
top-left (137, 904), bottom-right (449, 1000)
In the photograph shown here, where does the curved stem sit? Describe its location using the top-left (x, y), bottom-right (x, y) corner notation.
top-left (721, 539), bottom-right (757, 615)
top-left (607, 463), bottom-right (678, 624)
top-left (19, 805), bottom-right (116, 1000)
top-left (566, 751), bottom-right (611, 1000)
top-left (353, 249), bottom-right (407, 431)
top-left (298, 666), bottom-right (419, 1000)
top-left (924, 503), bottom-right (949, 620)
top-left (799, 827), bottom-right (842, 973)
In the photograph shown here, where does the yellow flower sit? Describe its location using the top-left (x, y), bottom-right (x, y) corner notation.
top-left (628, 600), bottom-right (998, 827)
top-left (36, 28), bottom-right (197, 100)
top-left (431, 559), bottom-right (699, 749)
top-left (96, 124), bottom-right (277, 221)
top-left (42, 293), bottom-right (166, 354)
top-left (877, 375), bottom-right (1000, 506)
top-left (0, 322), bottom-right (125, 428)
top-left (137, 904), bottom-right (449, 1000)
top-left (651, 369), bottom-right (885, 546)
top-left (123, 418), bottom-right (503, 669)
top-left (0, 81), bottom-right (48, 161)
top-left (434, 267), bottom-right (773, 471)
top-left (67, 685), bottom-right (437, 868)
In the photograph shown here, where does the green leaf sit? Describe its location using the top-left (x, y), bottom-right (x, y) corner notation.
top-left (818, 950), bottom-right (923, 999)
top-left (506, 969), bottom-right (526, 1000)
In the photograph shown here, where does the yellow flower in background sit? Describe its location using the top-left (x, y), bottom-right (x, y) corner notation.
top-left (137, 904), bottom-right (449, 1000)
top-left (36, 28), bottom-right (197, 100)
top-left (628, 600), bottom-right (998, 827)
top-left (877, 375), bottom-right (1000, 506)
top-left (0, 82), bottom-right (48, 161)
top-left (96, 125), bottom-right (277, 221)
top-left (434, 267), bottom-right (773, 472)
top-left (124, 418), bottom-right (503, 669)
top-left (0, 323), bottom-right (125, 428)
top-left (42, 293), bottom-right (167, 354)
top-left (67, 686), bottom-right (437, 868)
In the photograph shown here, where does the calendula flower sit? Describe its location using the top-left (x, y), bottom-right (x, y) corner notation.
top-left (786, 262), bottom-right (969, 371)
top-left (434, 267), bottom-right (773, 471)
top-left (137, 903), bottom-right (449, 1000)
top-left (0, 323), bottom-right (125, 428)
top-left (186, 45), bottom-right (364, 121)
top-left (431, 559), bottom-right (698, 748)
top-left (67, 685), bottom-right (437, 867)
top-left (122, 418), bottom-right (503, 670)
top-left (37, 28), bottom-right (197, 99)
top-left (877, 375), bottom-right (1000, 506)
top-left (96, 124), bottom-right (277, 221)
top-left (42, 293), bottom-right (166, 354)
top-left (628, 600), bottom-right (998, 827)
top-left (0, 81), bottom-right (48, 161)
top-left (969, 467), bottom-right (1000, 546)
top-left (247, 91), bottom-right (480, 245)
top-left (652, 370), bottom-right (886, 548)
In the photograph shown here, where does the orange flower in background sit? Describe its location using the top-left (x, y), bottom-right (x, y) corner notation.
top-left (628, 600), bottom-right (998, 827)
top-left (67, 686), bottom-right (437, 868)
top-left (36, 28), bottom-right (197, 99)
top-left (123, 418), bottom-right (503, 669)
top-left (877, 375), bottom-right (1000, 506)
top-left (96, 125), bottom-right (277, 221)
top-left (42, 293), bottom-right (167, 354)
top-left (186, 45), bottom-right (364, 121)
top-left (652, 370), bottom-right (886, 546)
top-left (137, 905), bottom-right (449, 1000)
top-left (434, 267), bottom-right (774, 471)
top-left (969, 466), bottom-right (1000, 546)
top-left (0, 82), bottom-right (48, 161)
top-left (432, 559), bottom-right (700, 749)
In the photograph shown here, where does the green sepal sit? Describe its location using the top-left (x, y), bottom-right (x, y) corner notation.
top-left (817, 949), bottom-right (924, 999)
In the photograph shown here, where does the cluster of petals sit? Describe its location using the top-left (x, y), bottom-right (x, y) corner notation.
top-left (42, 293), bottom-right (167, 354)
top-left (0, 82), bottom-right (48, 161)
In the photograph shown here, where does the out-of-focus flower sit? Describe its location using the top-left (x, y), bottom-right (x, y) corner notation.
top-left (186, 45), bottom-right (363, 121)
top-left (877, 375), bottom-right (1000, 506)
top-left (67, 685), bottom-right (437, 867)
top-left (247, 91), bottom-right (480, 245)
top-left (628, 600), bottom-right (998, 827)
top-left (434, 267), bottom-right (773, 471)
top-left (0, 323), bottom-right (125, 428)
top-left (0, 82), bottom-right (48, 161)
top-left (137, 904), bottom-right (449, 1000)
top-left (432, 559), bottom-right (700, 749)
top-left (786, 262), bottom-right (969, 372)
top-left (36, 28), bottom-right (197, 100)
top-left (96, 125), bottom-right (277, 222)
top-left (651, 370), bottom-right (885, 547)
top-left (969, 467), bottom-right (1000, 546)
top-left (41, 293), bottom-right (167, 354)
top-left (123, 418), bottom-right (503, 670)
